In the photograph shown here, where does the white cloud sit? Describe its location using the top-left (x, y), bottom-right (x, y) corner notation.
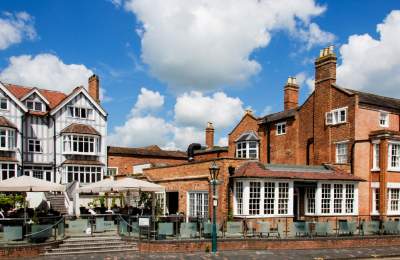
top-left (261, 105), bottom-right (273, 116)
top-left (217, 137), bottom-right (228, 147)
top-left (123, 0), bottom-right (327, 91)
top-left (295, 23), bottom-right (335, 50)
top-left (295, 72), bottom-right (315, 92)
top-left (337, 10), bottom-right (400, 97)
top-left (0, 11), bottom-right (36, 50)
top-left (131, 87), bottom-right (164, 115)
top-left (0, 53), bottom-right (93, 92)
top-left (100, 88), bottom-right (113, 103)
top-left (109, 88), bottom-right (246, 150)
top-left (109, 0), bottom-right (122, 8)
top-left (174, 91), bottom-right (245, 129)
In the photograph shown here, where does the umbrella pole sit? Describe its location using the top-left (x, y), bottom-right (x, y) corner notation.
top-left (24, 192), bottom-right (27, 238)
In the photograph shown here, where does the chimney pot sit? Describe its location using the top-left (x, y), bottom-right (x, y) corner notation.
top-left (315, 45), bottom-right (337, 85)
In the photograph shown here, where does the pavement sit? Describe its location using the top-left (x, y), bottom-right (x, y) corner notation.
top-left (20, 246), bottom-right (400, 260)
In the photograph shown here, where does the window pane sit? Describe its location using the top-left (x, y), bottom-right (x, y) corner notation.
top-left (333, 184), bottom-right (343, 213)
top-left (278, 183), bottom-right (289, 214)
top-left (345, 184), bottom-right (354, 213)
top-left (264, 182), bottom-right (275, 215)
top-left (249, 182), bottom-right (261, 215)
top-left (306, 187), bottom-right (316, 214)
top-left (321, 184), bottom-right (331, 214)
top-left (235, 182), bottom-right (243, 215)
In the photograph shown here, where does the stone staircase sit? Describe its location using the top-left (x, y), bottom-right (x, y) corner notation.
top-left (45, 192), bottom-right (68, 215)
top-left (43, 235), bottom-right (138, 256)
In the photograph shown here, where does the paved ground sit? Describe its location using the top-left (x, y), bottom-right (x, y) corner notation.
top-left (21, 246), bottom-right (400, 260)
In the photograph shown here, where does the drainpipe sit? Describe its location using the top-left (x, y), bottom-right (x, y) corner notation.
top-left (266, 124), bottom-right (271, 164)
top-left (50, 115), bottom-right (57, 183)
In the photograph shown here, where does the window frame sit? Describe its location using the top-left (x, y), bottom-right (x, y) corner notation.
top-left (372, 141), bottom-right (380, 171)
top-left (379, 111), bottom-right (389, 128)
top-left (28, 138), bottom-right (42, 153)
top-left (26, 100), bottom-right (44, 112)
top-left (0, 128), bottom-right (16, 151)
top-left (388, 141), bottom-right (400, 171)
top-left (106, 167), bottom-right (118, 176)
top-left (0, 98), bottom-right (8, 110)
top-left (326, 107), bottom-right (347, 125)
top-left (371, 187), bottom-right (380, 215)
top-left (0, 163), bottom-right (16, 181)
top-left (65, 165), bottom-right (102, 184)
top-left (235, 141), bottom-right (259, 159)
top-left (335, 142), bottom-right (348, 164)
top-left (62, 134), bottom-right (100, 155)
top-left (68, 106), bottom-right (94, 120)
top-left (276, 122), bottom-right (286, 136)
top-left (187, 191), bottom-right (209, 218)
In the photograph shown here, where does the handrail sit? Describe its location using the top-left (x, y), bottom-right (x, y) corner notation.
top-left (24, 217), bottom-right (64, 238)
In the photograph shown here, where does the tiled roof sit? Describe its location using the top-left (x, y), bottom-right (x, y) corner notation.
top-left (108, 146), bottom-right (187, 159)
top-left (62, 159), bottom-right (104, 166)
top-left (232, 161), bottom-right (365, 181)
top-left (0, 116), bottom-right (17, 129)
top-left (60, 123), bottom-right (100, 136)
top-left (4, 84), bottom-right (68, 109)
top-left (235, 131), bottom-right (259, 142)
top-left (194, 146), bottom-right (228, 154)
top-left (260, 108), bottom-right (297, 124)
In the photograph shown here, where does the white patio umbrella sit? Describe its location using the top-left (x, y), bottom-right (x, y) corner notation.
top-left (78, 177), bottom-right (164, 193)
top-left (0, 175), bottom-right (65, 192)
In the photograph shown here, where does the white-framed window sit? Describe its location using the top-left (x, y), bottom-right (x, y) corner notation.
top-left (276, 122), bottom-right (286, 135)
top-left (133, 164), bottom-right (151, 174)
top-left (155, 192), bottom-right (166, 215)
top-left (0, 163), bottom-right (16, 181)
top-left (68, 106), bottom-right (93, 120)
top-left (28, 139), bottom-right (42, 153)
top-left (389, 188), bottom-right (400, 213)
top-left (106, 167), bottom-right (118, 176)
top-left (235, 181), bottom-right (243, 215)
top-left (372, 142), bottom-right (380, 171)
top-left (380, 112), bottom-right (389, 127)
top-left (0, 98), bottom-right (8, 110)
top-left (187, 191), bottom-right (208, 218)
top-left (233, 179), bottom-right (293, 217)
top-left (0, 128), bottom-right (15, 150)
top-left (388, 142), bottom-right (400, 171)
top-left (318, 182), bottom-right (357, 215)
top-left (24, 165), bottom-right (52, 182)
top-left (305, 187), bottom-right (316, 214)
top-left (66, 165), bottom-right (102, 184)
top-left (326, 107), bottom-right (347, 125)
top-left (236, 141), bottom-right (259, 159)
top-left (336, 142), bottom-right (348, 164)
top-left (62, 134), bottom-right (99, 155)
top-left (372, 188), bottom-right (380, 215)
top-left (26, 100), bottom-right (44, 112)
top-left (249, 181), bottom-right (261, 215)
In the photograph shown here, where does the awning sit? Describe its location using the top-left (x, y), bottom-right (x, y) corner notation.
top-left (0, 176), bottom-right (65, 192)
top-left (78, 177), bottom-right (165, 193)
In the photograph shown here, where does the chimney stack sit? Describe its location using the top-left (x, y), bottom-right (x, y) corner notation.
top-left (315, 45), bottom-right (336, 85)
top-left (205, 122), bottom-right (214, 148)
top-left (88, 74), bottom-right (100, 103)
top-left (284, 76), bottom-right (299, 110)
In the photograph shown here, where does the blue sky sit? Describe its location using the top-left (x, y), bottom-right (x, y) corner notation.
top-left (0, 0), bottom-right (399, 150)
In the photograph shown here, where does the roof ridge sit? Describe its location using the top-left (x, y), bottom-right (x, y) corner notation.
top-left (345, 87), bottom-right (400, 102)
top-left (4, 82), bottom-right (75, 95)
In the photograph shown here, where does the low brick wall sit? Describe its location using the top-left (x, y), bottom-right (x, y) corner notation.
top-left (138, 236), bottom-right (400, 253)
top-left (0, 240), bottom-right (62, 258)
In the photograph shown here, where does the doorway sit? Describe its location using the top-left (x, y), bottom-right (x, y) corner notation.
top-left (166, 192), bottom-right (179, 215)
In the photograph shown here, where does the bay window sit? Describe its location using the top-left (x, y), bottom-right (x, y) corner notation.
top-left (236, 141), bottom-right (259, 159)
top-left (372, 188), bottom-right (380, 215)
top-left (372, 142), bottom-right (380, 171)
top-left (234, 179), bottom-right (293, 217)
top-left (389, 188), bottom-right (400, 214)
top-left (317, 182), bottom-right (357, 215)
top-left (305, 187), bottom-right (316, 214)
top-left (63, 134), bottom-right (100, 155)
top-left (0, 128), bottom-right (15, 150)
top-left (187, 191), bottom-right (208, 218)
top-left (389, 142), bottom-right (400, 171)
top-left (66, 166), bottom-right (102, 184)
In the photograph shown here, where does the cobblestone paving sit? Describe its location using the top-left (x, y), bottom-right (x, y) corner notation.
top-left (22, 246), bottom-right (400, 260)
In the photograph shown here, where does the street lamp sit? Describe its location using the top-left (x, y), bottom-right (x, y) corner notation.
top-left (209, 161), bottom-right (220, 254)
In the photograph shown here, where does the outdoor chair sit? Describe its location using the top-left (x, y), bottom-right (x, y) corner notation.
top-left (361, 220), bottom-right (380, 235)
top-left (292, 221), bottom-right (309, 237)
top-left (384, 220), bottom-right (400, 235)
top-left (314, 222), bottom-right (329, 236)
top-left (180, 222), bottom-right (198, 239)
top-left (157, 222), bottom-right (174, 239)
top-left (256, 221), bottom-right (271, 238)
top-left (338, 220), bottom-right (357, 236)
top-left (203, 222), bottom-right (222, 238)
top-left (245, 221), bottom-right (256, 237)
top-left (225, 221), bottom-right (243, 238)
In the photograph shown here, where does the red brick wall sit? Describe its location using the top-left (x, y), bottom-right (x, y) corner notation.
top-left (193, 151), bottom-right (229, 161)
top-left (108, 155), bottom-right (187, 176)
top-left (269, 117), bottom-right (299, 164)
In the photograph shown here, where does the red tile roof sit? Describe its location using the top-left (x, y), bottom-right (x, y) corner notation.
top-left (232, 161), bottom-right (365, 181)
top-left (0, 116), bottom-right (17, 129)
top-left (61, 123), bottom-right (100, 136)
top-left (4, 84), bottom-right (68, 109)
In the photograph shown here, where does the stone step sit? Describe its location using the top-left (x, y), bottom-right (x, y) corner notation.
top-left (43, 248), bottom-right (138, 256)
top-left (50, 244), bottom-right (135, 252)
top-left (63, 236), bottom-right (122, 243)
top-left (59, 240), bottom-right (131, 248)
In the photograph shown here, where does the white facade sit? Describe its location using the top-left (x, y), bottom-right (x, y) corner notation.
top-left (0, 82), bottom-right (107, 185)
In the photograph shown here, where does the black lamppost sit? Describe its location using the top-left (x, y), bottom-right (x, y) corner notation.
top-left (209, 161), bottom-right (220, 254)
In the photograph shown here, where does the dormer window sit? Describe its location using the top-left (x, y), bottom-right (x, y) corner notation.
top-left (379, 112), bottom-right (389, 127)
top-left (235, 131), bottom-right (259, 159)
top-left (26, 100), bottom-right (44, 112)
top-left (68, 106), bottom-right (93, 119)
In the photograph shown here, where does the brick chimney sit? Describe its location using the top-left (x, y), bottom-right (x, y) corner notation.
top-left (88, 74), bottom-right (100, 103)
top-left (205, 122), bottom-right (214, 148)
top-left (315, 45), bottom-right (336, 85)
top-left (284, 76), bottom-right (299, 110)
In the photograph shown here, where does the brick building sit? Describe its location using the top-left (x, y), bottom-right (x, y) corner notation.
top-left (145, 46), bottom-right (400, 223)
